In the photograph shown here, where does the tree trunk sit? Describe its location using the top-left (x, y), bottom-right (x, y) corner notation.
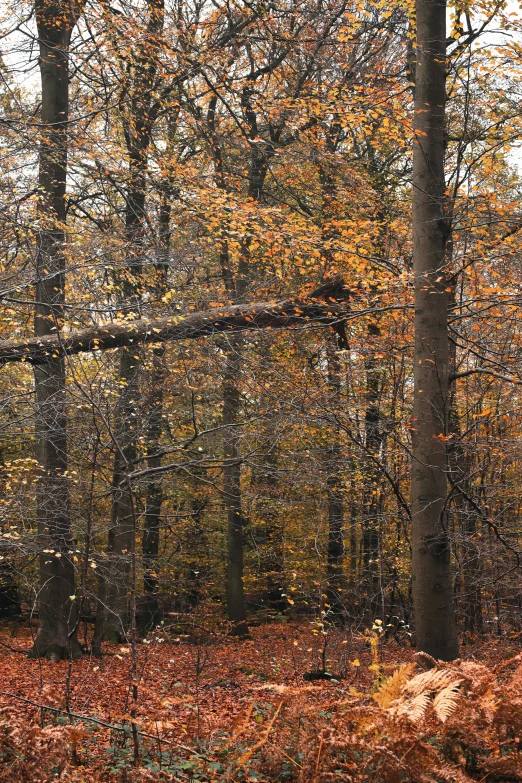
top-left (140, 345), bottom-right (165, 631)
top-left (29, 0), bottom-right (81, 661)
top-left (0, 553), bottom-right (20, 618)
top-left (448, 405), bottom-right (483, 634)
top-left (411, 0), bottom-right (459, 660)
top-left (325, 345), bottom-right (344, 620)
top-left (252, 445), bottom-right (286, 614)
top-left (362, 322), bottom-right (383, 620)
top-left (0, 299), bottom-right (351, 365)
top-left (93, 0), bottom-right (164, 649)
top-left (208, 87), bottom-right (272, 637)
top-left (96, 348), bottom-right (140, 648)
top-left (447, 284), bottom-right (483, 634)
top-left (223, 337), bottom-right (249, 637)
top-left (140, 184), bottom-right (173, 631)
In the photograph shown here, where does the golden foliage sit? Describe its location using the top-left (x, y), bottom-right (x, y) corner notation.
top-left (373, 662), bottom-right (415, 708)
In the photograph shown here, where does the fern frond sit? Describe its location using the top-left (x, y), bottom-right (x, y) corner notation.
top-left (456, 661), bottom-right (493, 692)
top-left (484, 756), bottom-right (522, 780)
top-left (404, 668), bottom-right (456, 697)
top-left (396, 690), bottom-right (431, 721)
top-left (433, 763), bottom-right (476, 783)
top-left (415, 651), bottom-right (438, 670)
top-left (373, 663), bottom-right (416, 708)
top-left (432, 680), bottom-right (462, 722)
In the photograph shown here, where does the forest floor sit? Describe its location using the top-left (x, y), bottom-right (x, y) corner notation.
top-left (0, 622), bottom-right (521, 782)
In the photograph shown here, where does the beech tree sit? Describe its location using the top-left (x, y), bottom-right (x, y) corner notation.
top-left (29, 0), bottom-right (83, 661)
top-left (410, 0), bottom-right (459, 661)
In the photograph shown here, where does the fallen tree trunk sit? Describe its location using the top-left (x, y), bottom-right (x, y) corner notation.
top-left (0, 299), bottom-right (350, 365)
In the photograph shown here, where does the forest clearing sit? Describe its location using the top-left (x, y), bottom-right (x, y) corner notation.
top-left (2, 0), bottom-right (522, 778)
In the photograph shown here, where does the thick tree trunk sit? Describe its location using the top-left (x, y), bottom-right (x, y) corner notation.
top-left (411, 0), bottom-right (459, 660)
top-left (29, 0), bottom-right (81, 661)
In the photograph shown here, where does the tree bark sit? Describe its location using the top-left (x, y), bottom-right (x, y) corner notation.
top-left (251, 442), bottom-right (286, 614)
top-left (29, 0), bottom-right (82, 661)
top-left (411, 0), bottom-right (459, 660)
top-left (141, 190), bottom-right (172, 631)
top-left (208, 84), bottom-right (281, 636)
top-left (223, 337), bottom-right (249, 636)
top-left (0, 299), bottom-right (351, 365)
top-left (93, 0), bottom-right (164, 648)
top-left (362, 322), bottom-right (383, 620)
top-left (325, 344), bottom-right (345, 620)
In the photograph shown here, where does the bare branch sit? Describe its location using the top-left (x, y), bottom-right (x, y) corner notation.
top-left (449, 367), bottom-right (522, 385)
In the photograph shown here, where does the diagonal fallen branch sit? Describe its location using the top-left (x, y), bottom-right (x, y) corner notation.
top-left (235, 699), bottom-right (284, 770)
top-left (0, 299), bottom-right (350, 365)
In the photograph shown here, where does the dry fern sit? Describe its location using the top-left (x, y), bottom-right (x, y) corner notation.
top-left (404, 668), bottom-right (457, 697)
top-left (238, 654), bottom-right (522, 783)
top-left (395, 689), bottom-right (432, 721)
top-left (483, 756), bottom-right (522, 780)
top-left (432, 680), bottom-right (463, 723)
top-left (429, 764), bottom-right (476, 783)
top-left (373, 663), bottom-right (416, 708)
top-left (415, 651), bottom-right (438, 670)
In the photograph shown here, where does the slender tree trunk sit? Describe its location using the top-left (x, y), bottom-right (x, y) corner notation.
top-left (93, 0), bottom-right (164, 649)
top-left (448, 406), bottom-right (483, 634)
top-left (141, 192), bottom-right (171, 631)
top-left (140, 345), bottom-right (165, 630)
top-left (0, 554), bottom-right (20, 617)
top-left (315, 131), bottom-right (346, 620)
top-left (223, 337), bottom-right (249, 636)
top-left (207, 88), bottom-right (272, 636)
top-left (183, 492), bottom-right (209, 610)
top-left (362, 322), bottom-right (383, 620)
top-left (411, 0), bottom-right (459, 660)
top-left (325, 345), bottom-right (345, 619)
top-left (29, 0), bottom-right (81, 661)
top-left (447, 284), bottom-right (483, 633)
top-left (93, 198), bottom-right (145, 650)
top-left (252, 444), bottom-right (286, 613)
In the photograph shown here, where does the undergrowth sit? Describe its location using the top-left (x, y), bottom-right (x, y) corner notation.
top-left (2, 651), bottom-right (522, 781)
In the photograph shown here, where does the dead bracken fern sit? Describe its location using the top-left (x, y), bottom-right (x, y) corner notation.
top-left (372, 663), bottom-right (415, 708)
top-left (432, 681), bottom-right (463, 723)
top-left (421, 763), bottom-right (476, 783)
top-left (374, 660), bottom-right (463, 723)
top-left (403, 667), bottom-right (459, 697)
top-left (247, 653), bottom-right (522, 782)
